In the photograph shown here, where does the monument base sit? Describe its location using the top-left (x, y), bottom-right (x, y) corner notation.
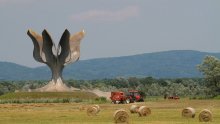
top-left (32, 78), bottom-right (75, 92)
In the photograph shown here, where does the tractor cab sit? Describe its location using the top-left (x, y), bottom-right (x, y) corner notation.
top-left (128, 90), bottom-right (144, 102)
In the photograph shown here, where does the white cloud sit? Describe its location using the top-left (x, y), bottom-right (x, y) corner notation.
top-left (70, 6), bottom-right (140, 22)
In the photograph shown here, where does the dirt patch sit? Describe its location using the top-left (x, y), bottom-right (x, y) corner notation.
top-left (89, 89), bottom-right (111, 100)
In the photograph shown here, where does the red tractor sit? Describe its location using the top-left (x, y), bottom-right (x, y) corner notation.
top-left (110, 90), bottom-right (144, 104)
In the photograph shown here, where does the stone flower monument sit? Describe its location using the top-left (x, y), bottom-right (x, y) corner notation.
top-left (27, 29), bottom-right (85, 92)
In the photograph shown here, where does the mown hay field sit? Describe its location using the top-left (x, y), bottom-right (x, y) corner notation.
top-left (0, 99), bottom-right (220, 124)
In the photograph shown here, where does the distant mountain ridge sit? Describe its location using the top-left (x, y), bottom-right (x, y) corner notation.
top-left (1, 50), bottom-right (220, 80)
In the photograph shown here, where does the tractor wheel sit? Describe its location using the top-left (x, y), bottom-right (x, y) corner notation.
top-left (139, 99), bottom-right (144, 102)
top-left (115, 101), bottom-right (120, 104)
top-left (126, 99), bottom-right (130, 104)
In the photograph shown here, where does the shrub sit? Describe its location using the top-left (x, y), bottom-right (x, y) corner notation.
top-left (214, 95), bottom-right (220, 100)
top-left (74, 98), bottom-right (83, 103)
top-left (94, 97), bottom-right (107, 103)
top-left (62, 98), bottom-right (70, 103)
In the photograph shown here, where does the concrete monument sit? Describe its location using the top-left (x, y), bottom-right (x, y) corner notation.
top-left (27, 29), bottom-right (85, 92)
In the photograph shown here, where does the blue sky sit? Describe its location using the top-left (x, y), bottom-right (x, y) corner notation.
top-left (0, 0), bottom-right (219, 67)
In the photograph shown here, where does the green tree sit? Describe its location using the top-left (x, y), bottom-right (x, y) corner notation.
top-left (198, 56), bottom-right (220, 97)
top-left (128, 77), bottom-right (140, 88)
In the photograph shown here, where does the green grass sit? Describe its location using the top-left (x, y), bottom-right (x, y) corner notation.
top-left (0, 92), bottom-right (98, 100)
top-left (214, 95), bottom-right (220, 99)
top-left (0, 92), bottom-right (98, 104)
top-left (0, 99), bottom-right (219, 124)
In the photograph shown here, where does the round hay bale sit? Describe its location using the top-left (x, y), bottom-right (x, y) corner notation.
top-left (199, 109), bottom-right (212, 122)
top-left (113, 109), bottom-right (129, 123)
top-left (138, 106), bottom-right (151, 117)
top-left (130, 105), bottom-right (140, 113)
top-left (87, 106), bottom-right (98, 116)
top-left (93, 105), bottom-right (100, 113)
top-left (182, 107), bottom-right (196, 118)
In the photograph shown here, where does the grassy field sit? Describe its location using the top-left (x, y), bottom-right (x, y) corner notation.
top-left (0, 92), bottom-right (98, 99)
top-left (0, 92), bottom-right (98, 103)
top-left (0, 99), bottom-right (219, 124)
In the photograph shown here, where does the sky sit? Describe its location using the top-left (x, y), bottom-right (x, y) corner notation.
top-left (0, 0), bottom-right (219, 67)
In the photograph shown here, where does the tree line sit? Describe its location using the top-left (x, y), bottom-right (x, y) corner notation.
top-left (0, 77), bottom-right (210, 99)
top-left (0, 56), bottom-right (220, 98)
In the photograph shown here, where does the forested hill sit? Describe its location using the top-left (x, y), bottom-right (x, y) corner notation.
top-left (1, 50), bottom-right (220, 80)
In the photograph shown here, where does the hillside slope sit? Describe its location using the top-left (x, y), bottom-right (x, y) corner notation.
top-left (1, 50), bottom-right (220, 80)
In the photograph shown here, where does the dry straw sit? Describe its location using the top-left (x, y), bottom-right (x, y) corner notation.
top-left (113, 109), bottom-right (129, 123)
top-left (199, 109), bottom-right (212, 122)
top-left (137, 106), bottom-right (151, 117)
top-left (182, 107), bottom-right (196, 118)
top-left (87, 105), bottom-right (100, 116)
top-left (130, 105), bottom-right (140, 113)
top-left (93, 105), bottom-right (100, 113)
top-left (78, 105), bottom-right (86, 111)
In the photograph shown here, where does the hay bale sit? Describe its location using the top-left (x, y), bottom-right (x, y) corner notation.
top-left (182, 107), bottom-right (196, 118)
top-left (113, 109), bottom-right (129, 123)
top-left (130, 105), bottom-right (140, 113)
top-left (199, 109), bottom-right (212, 122)
top-left (87, 106), bottom-right (98, 116)
top-left (93, 105), bottom-right (100, 113)
top-left (86, 105), bottom-right (101, 116)
top-left (137, 106), bottom-right (151, 117)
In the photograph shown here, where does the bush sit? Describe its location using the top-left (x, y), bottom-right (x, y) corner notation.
top-left (94, 97), bottom-right (107, 103)
top-left (62, 98), bottom-right (70, 103)
top-left (189, 96), bottom-right (213, 100)
top-left (214, 95), bottom-right (220, 100)
top-left (73, 98), bottom-right (83, 103)
top-left (0, 90), bottom-right (4, 96)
